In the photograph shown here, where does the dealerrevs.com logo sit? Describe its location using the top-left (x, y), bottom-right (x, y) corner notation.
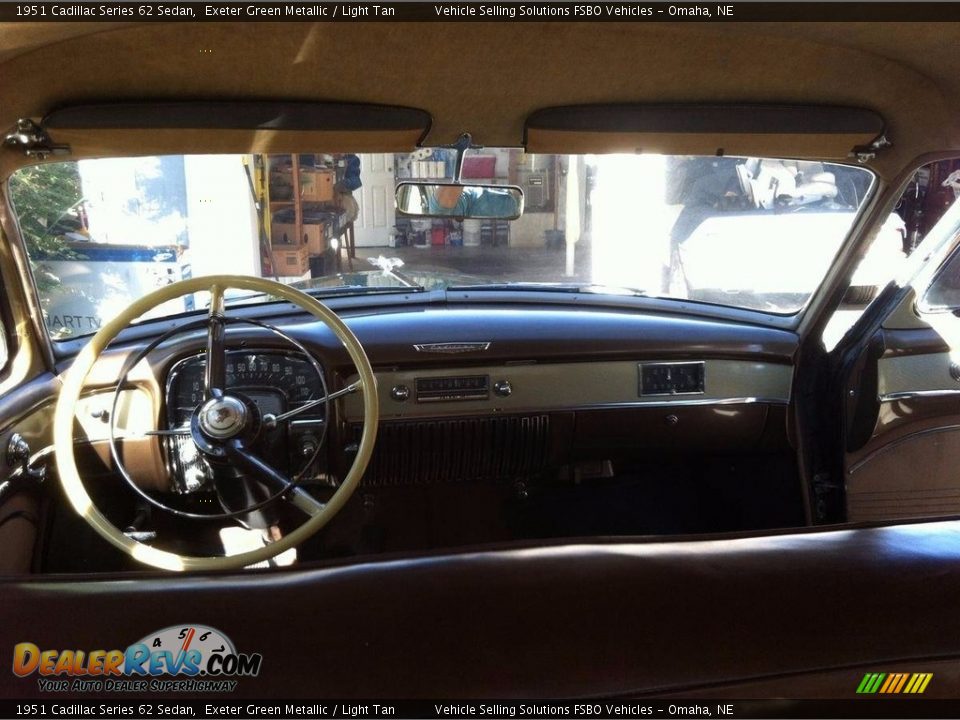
top-left (12, 624), bottom-right (261, 693)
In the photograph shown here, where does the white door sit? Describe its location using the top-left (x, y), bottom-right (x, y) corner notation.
top-left (353, 153), bottom-right (395, 247)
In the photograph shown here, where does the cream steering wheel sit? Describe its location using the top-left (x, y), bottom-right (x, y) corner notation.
top-left (53, 275), bottom-right (379, 571)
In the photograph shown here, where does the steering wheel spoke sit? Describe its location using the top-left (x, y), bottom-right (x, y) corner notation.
top-left (287, 487), bottom-right (327, 518)
top-left (263, 379), bottom-right (362, 428)
top-left (223, 440), bottom-right (325, 518)
top-left (224, 439), bottom-right (293, 492)
top-left (205, 284), bottom-right (227, 399)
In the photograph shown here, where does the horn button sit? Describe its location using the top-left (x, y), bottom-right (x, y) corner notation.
top-left (199, 396), bottom-right (247, 438)
top-left (191, 394), bottom-right (260, 456)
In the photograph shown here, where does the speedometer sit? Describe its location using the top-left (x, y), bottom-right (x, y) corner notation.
top-left (169, 351), bottom-right (319, 415)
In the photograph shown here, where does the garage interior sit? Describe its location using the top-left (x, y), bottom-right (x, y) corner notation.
top-left (262, 149), bottom-right (589, 287)
top-left (264, 149), bottom-right (960, 295)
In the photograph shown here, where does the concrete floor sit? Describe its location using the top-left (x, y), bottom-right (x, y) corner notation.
top-left (354, 243), bottom-right (594, 286)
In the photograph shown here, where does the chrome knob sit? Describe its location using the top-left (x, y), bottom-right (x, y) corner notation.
top-left (494, 380), bottom-right (512, 397)
top-left (300, 439), bottom-right (318, 458)
top-left (391, 385), bottom-right (411, 402)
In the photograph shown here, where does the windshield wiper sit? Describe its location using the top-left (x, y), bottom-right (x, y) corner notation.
top-left (446, 282), bottom-right (649, 297)
top-left (220, 284), bottom-right (425, 307)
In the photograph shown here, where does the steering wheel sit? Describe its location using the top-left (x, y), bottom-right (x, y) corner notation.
top-left (52, 275), bottom-right (379, 572)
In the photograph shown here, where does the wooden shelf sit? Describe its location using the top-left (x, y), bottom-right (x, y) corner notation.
top-left (264, 153), bottom-right (345, 275)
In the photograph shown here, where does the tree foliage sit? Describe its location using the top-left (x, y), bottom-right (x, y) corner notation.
top-left (8, 162), bottom-right (84, 295)
top-left (9, 162), bottom-right (83, 257)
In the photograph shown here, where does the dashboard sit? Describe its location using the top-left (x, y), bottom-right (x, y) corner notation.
top-left (32, 305), bottom-right (799, 494)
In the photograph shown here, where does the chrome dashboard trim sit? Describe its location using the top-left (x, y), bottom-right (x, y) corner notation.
top-left (421, 398), bottom-right (790, 416)
top-left (572, 397), bottom-right (789, 410)
top-left (413, 342), bottom-right (492, 354)
top-left (879, 389), bottom-right (960, 402)
top-left (290, 418), bottom-right (326, 428)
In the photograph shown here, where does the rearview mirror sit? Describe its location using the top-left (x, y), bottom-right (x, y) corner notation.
top-left (396, 182), bottom-right (523, 220)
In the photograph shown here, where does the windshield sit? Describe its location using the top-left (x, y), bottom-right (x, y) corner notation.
top-left (8, 151), bottom-right (874, 340)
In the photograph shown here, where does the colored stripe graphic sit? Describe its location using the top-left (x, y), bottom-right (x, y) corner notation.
top-left (878, 674), bottom-right (896, 694)
top-left (858, 672), bottom-right (932, 694)
top-left (893, 673), bottom-right (909, 693)
top-left (857, 673), bottom-right (885, 693)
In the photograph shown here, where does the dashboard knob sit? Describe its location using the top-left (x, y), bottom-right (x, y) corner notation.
top-left (494, 380), bottom-right (512, 397)
top-left (300, 439), bottom-right (318, 458)
top-left (391, 384), bottom-right (411, 402)
top-left (951, 362), bottom-right (960, 382)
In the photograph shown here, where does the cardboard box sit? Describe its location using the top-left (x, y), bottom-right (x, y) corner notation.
top-left (270, 244), bottom-right (309, 276)
top-left (272, 220), bottom-right (327, 254)
top-left (303, 223), bottom-right (327, 255)
top-left (271, 221), bottom-right (300, 246)
top-left (300, 169), bottom-right (335, 202)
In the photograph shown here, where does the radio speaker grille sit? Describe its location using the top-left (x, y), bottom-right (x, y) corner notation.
top-left (350, 415), bottom-right (550, 486)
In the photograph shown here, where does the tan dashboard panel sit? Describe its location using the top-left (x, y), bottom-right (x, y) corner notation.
top-left (342, 360), bottom-right (793, 422)
top-left (74, 388), bottom-right (169, 493)
top-left (75, 387), bottom-right (158, 441)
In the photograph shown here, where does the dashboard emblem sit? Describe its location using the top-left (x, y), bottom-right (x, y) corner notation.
top-left (413, 342), bottom-right (491, 354)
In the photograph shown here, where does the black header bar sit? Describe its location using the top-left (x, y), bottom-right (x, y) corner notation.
top-left (8, 2), bottom-right (960, 22)
top-left (9, 699), bottom-right (960, 720)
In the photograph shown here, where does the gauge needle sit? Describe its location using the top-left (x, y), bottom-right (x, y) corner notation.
top-left (263, 380), bottom-right (362, 428)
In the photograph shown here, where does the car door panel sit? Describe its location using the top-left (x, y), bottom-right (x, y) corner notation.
top-left (846, 330), bottom-right (960, 523)
top-left (0, 373), bottom-right (61, 574)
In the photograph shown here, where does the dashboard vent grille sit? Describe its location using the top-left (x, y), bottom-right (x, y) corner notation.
top-left (352, 415), bottom-right (550, 486)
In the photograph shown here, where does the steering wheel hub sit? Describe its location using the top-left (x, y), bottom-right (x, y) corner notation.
top-left (198, 395), bottom-right (248, 440)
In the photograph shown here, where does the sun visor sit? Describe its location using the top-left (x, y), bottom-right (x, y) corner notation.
top-left (36, 101), bottom-right (432, 156)
top-left (524, 104), bottom-right (886, 160)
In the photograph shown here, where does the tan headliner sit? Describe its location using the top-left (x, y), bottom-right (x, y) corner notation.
top-left (1, 22), bottom-right (959, 179)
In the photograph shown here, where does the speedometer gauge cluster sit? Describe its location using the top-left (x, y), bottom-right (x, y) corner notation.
top-left (165, 350), bottom-right (327, 492)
